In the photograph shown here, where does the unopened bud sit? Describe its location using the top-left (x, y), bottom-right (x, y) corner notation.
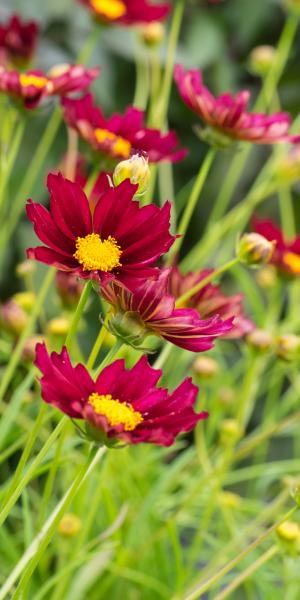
top-left (58, 513), bottom-right (82, 537)
top-left (249, 45), bottom-right (277, 77)
top-left (108, 311), bottom-right (147, 349)
top-left (0, 300), bottom-right (28, 335)
top-left (275, 146), bottom-right (300, 184)
top-left (276, 334), bottom-right (300, 361)
top-left (246, 329), bottom-right (273, 352)
top-left (237, 233), bottom-right (275, 266)
top-left (219, 419), bottom-right (242, 444)
top-left (192, 356), bottom-right (219, 379)
top-left (22, 335), bottom-right (45, 362)
top-left (217, 387), bottom-right (235, 406)
top-left (113, 154), bottom-right (151, 196)
top-left (219, 491), bottom-right (241, 509)
top-left (47, 316), bottom-right (70, 337)
top-left (139, 22), bottom-right (165, 47)
top-left (16, 260), bottom-right (36, 278)
top-left (13, 291), bottom-right (36, 312)
top-left (276, 521), bottom-right (300, 542)
top-left (255, 265), bottom-right (277, 289)
top-left (55, 271), bottom-right (84, 309)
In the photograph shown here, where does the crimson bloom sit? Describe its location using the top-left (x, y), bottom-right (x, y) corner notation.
top-left (169, 266), bottom-right (254, 339)
top-left (174, 65), bottom-right (300, 146)
top-left (79, 0), bottom-right (170, 25)
top-left (0, 14), bottom-right (38, 68)
top-left (35, 343), bottom-right (207, 447)
top-left (0, 64), bottom-right (99, 110)
top-left (102, 270), bottom-right (233, 351)
top-left (62, 93), bottom-right (187, 163)
top-left (26, 172), bottom-right (174, 287)
top-left (252, 217), bottom-right (300, 277)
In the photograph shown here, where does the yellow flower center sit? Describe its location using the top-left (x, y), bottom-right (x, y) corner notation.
top-left (19, 74), bottom-right (48, 89)
top-left (73, 233), bottom-right (122, 272)
top-left (94, 128), bottom-right (131, 158)
top-left (88, 393), bottom-right (143, 431)
top-left (90, 0), bottom-right (126, 19)
top-left (283, 251), bottom-right (300, 274)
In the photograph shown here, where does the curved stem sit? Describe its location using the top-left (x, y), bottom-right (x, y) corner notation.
top-left (86, 311), bottom-right (112, 370)
top-left (94, 338), bottom-right (123, 375)
top-left (278, 185), bottom-right (295, 240)
top-left (0, 116), bottom-right (26, 214)
top-left (65, 280), bottom-right (93, 351)
top-left (176, 257), bottom-right (239, 307)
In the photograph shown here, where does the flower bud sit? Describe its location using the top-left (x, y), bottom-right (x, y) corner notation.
top-left (22, 335), bottom-right (45, 362)
top-left (13, 291), bottom-right (36, 312)
top-left (217, 387), bottom-right (235, 406)
top-left (249, 45), bottom-right (277, 77)
top-left (219, 491), bottom-right (241, 509)
top-left (0, 300), bottom-right (28, 335)
top-left (113, 154), bottom-right (151, 196)
top-left (255, 265), bottom-right (277, 289)
top-left (47, 316), bottom-right (70, 337)
top-left (108, 311), bottom-right (147, 349)
top-left (192, 356), bottom-right (219, 379)
top-left (274, 146), bottom-right (300, 184)
top-left (139, 22), bottom-right (165, 47)
top-left (276, 521), bottom-right (300, 542)
top-left (276, 334), bottom-right (300, 361)
top-left (237, 233), bottom-right (275, 266)
top-left (58, 513), bottom-right (82, 537)
top-left (246, 329), bottom-right (273, 352)
top-left (219, 419), bottom-right (242, 445)
top-left (16, 260), bottom-right (36, 278)
top-left (55, 271), bottom-right (84, 309)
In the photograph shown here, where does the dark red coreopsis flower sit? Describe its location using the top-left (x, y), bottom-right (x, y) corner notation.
top-left (174, 65), bottom-right (300, 146)
top-left (252, 217), bottom-right (300, 277)
top-left (0, 64), bottom-right (99, 109)
top-left (169, 266), bottom-right (254, 339)
top-left (78, 0), bottom-right (170, 25)
top-left (35, 343), bottom-right (207, 447)
top-left (26, 173), bottom-right (174, 287)
top-left (102, 270), bottom-right (234, 351)
top-left (0, 14), bottom-right (38, 68)
top-left (62, 93), bottom-right (187, 163)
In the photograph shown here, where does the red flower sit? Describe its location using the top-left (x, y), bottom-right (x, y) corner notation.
top-left (174, 65), bottom-right (300, 145)
top-left (35, 343), bottom-right (207, 447)
top-left (169, 266), bottom-right (254, 339)
top-left (0, 14), bottom-right (38, 67)
top-left (0, 64), bottom-right (99, 110)
top-left (79, 0), bottom-right (170, 25)
top-left (102, 270), bottom-right (234, 351)
top-left (252, 217), bottom-right (300, 277)
top-left (26, 172), bottom-right (174, 287)
top-left (62, 93), bottom-right (187, 163)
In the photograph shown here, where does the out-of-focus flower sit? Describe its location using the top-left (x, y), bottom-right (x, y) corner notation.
top-left (219, 418), bottom-right (242, 444)
top-left (284, 0), bottom-right (300, 15)
top-left (168, 266), bottom-right (254, 339)
top-left (174, 65), bottom-right (300, 147)
top-left (249, 45), bottom-right (277, 77)
top-left (47, 316), bottom-right (70, 337)
top-left (192, 356), bottom-right (219, 379)
top-left (0, 299), bottom-right (28, 335)
top-left (273, 146), bottom-right (300, 184)
top-left (276, 521), bottom-right (300, 542)
top-left (219, 491), bottom-right (241, 509)
top-left (113, 154), bottom-right (151, 195)
top-left (78, 0), bottom-right (170, 25)
top-left (255, 265), bottom-right (277, 289)
top-left (0, 64), bottom-right (99, 110)
top-left (58, 514), bottom-right (82, 537)
top-left (246, 328), bottom-right (273, 352)
top-left (101, 271), bottom-right (233, 351)
top-left (26, 172), bottom-right (174, 288)
top-left (62, 93), bottom-right (187, 163)
top-left (0, 14), bottom-right (38, 68)
top-left (35, 343), bottom-right (207, 447)
top-left (252, 217), bottom-right (300, 277)
top-left (139, 22), bottom-right (165, 46)
top-left (55, 271), bottom-right (85, 309)
top-left (22, 335), bottom-right (45, 362)
top-left (276, 334), bottom-right (300, 361)
top-left (15, 259), bottom-right (36, 278)
top-left (237, 233), bottom-right (275, 266)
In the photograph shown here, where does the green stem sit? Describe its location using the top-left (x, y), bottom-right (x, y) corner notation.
top-left (86, 311), bottom-right (111, 370)
top-left (77, 24), bottom-right (100, 64)
top-left (153, 343), bottom-right (173, 370)
top-left (133, 51), bottom-right (149, 110)
top-left (64, 280), bottom-right (93, 351)
top-left (0, 267), bottom-right (56, 402)
top-left (94, 338), bottom-right (124, 375)
top-left (84, 164), bottom-right (101, 197)
top-left (278, 185), bottom-right (296, 239)
top-left (166, 148), bottom-right (216, 264)
top-left (0, 116), bottom-right (26, 214)
top-left (176, 257), bottom-right (239, 307)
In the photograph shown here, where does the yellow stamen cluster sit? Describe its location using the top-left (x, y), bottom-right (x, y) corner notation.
top-left (283, 251), bottom-right (300, 274)
top-left (90, 0), bottom-right (126, 19)
top-left (19, 74), bottom-right (48, 89)
top-left (94, 128), bottom-right (131, 158)
top-left (88, 393), bottom-right (143, 431)
top-left (73, 233), bottom-right (122, 272)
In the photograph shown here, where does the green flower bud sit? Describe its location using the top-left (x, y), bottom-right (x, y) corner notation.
top-left (192, 356), bottom-right (219, 379)
top-left (249, 45), bottom-right (277, 77)
top-left (276, 334), bottom-right (300, 361)
top-left (237, 233), bottom-right (275, 266)
top-left (108, 311), bottom-right (147, 348)
top-left (246, 329), bottom-right (273, 352)
top-left (113, 154), bottom-right (151, 196)
top-left (13, 291), bottom-right (36, 312)
top-left (139, 22), bottom-right (165, 47)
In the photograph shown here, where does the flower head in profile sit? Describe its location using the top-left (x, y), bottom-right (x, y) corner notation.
top-left (169, 266), bottom-right (254, 339)
top-left (174, 65), bottom-right (300, 147)
top-left (79, 0), bottom-right (170, 25)
top-left (26, 172), bottom-right (174, 287)
top-left (0, 14), bottom-right (38, 68)
top-left (252, 217), bottom-right (300, 277)
top-left (35, 343), bottom-right (207, 447)
top-left (62, 93), bottom-right (187, 163)
top-left (102, 270), bottom-right (233, 351)
top-left (0, 64), bottom-right (99, 110)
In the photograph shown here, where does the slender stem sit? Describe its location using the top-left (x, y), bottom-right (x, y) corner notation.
top-left (77, 23), bottom-right (100, 64)
top-left (153, 343), bottom-right (173, 370)
top-left (133, 48), bottom-right (149, 110)
top-left (278, 185), bottom-right (296, 240)
top-left (64, 280), bottom-right (93, 351)
top-left (86, 311), bottom-right (111, 370)
top-left (166, 148), bottom-right (216, 265)
top-left (94, 338), bottom-right (123, 375)
top-left (84, 164), bottom-right (101, 197)
top-left (176, 258), bottom-right (239, 307)
top-left (0, 267), bottom-right (56, 402)
top-left (0, 117), bottom-right (26, 213)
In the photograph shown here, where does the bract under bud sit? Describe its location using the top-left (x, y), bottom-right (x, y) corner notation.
top-left (237, 233), bottom-right (275, 266)
top-left (139, 22), bottom-right (165, 47)
top-left (108, 311), bottom-right (147, 348)
top-left (113, 154), bottom-right (151, 196)
top-left (249, 45), bottom-right (277, 77)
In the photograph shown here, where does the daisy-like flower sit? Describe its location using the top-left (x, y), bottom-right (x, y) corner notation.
top-left (78, 0), bottom-right (170, 25)
top-left (174, 65), bottom-right (300, 147)
top-left (102, 270), bottom-right (234, 351)
top-left (62, 93), bottom-right (187, 163)
top-left (35, 343), bottom-right (207, 447)
top-left (0, 14), bottom-right (38, 68)
top-left (252, 217), bottom-right (300, 277)
top-left (26, 172), bottom-right (174, 287)
top-left (169, 266), bottom-right (254, 339)
top-left (0, 64), bottom-right (99, 110)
